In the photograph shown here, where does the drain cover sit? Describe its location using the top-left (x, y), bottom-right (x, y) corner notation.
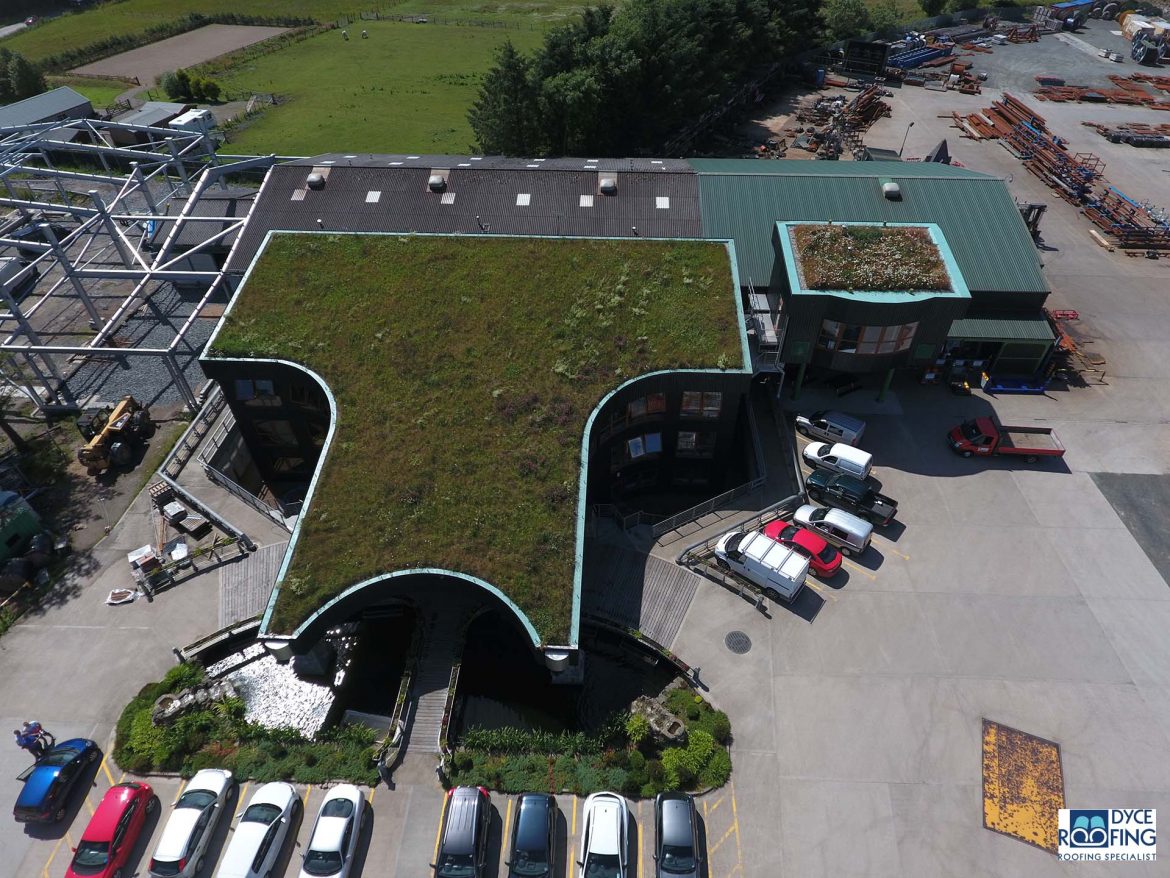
top-left (724, 630), bottom-right (752, 654)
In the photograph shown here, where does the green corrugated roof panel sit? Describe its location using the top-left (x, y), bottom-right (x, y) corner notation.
top-left (948, 314), bottom-right (1055, 341)
top-left (692, 161), bottom-right (1048, 294)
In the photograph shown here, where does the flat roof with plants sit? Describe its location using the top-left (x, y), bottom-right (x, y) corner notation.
top-left (207, 233), bottom-right (746, 644)
top-left (782, 221), bottom-right (969, 302)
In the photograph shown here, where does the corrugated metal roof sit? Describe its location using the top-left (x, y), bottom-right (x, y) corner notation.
top-left (114, 101), bottom-right (187, 128)
top-left (229, 162), bottom-right (702, 270)
top-left (695, 163), bottom-right (1047, 294)
top-left (0, 87), bottom-right (91, 130)
top-left (292, 153), bottom-right (693, 173)
top-left (148, 188), bottom-right (255, 251)
top-left (948, 313), bottom-right (1055, 341)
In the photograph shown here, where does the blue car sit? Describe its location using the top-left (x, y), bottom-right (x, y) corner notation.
top-left (13, 738), bottom-right (100, 824)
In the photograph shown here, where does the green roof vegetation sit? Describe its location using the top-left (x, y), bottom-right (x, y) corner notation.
top-left (209, 234), bottom-right (743, 642)
top-left (791, 224), bottom-right (950, 292)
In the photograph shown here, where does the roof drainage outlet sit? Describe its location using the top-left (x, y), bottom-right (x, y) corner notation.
top-left (305, 172), bottom-right (326, 191)
top-left (428, 174), bottom-right (447, 192)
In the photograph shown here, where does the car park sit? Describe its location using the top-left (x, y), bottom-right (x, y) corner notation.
top-left (792, 504), bottom-right (873, 557)
top-left (150, 768), bottom-right (234, 877)
top-left (578, 791), bottom-right (629, 878)
top-left (300, 784), bottom-right (365, 878)
top-left (506, 792), bottom-right (556, 878)
top-left (762, 520), bottom-right (842, 578)
top-left (214, 781), bottom-right (300, 878)
top-left (66, 781), bottom-right (156, 878)
top-left (801, 441), bottom-right (873, 479)
top-left (794, 410), bottom-right (866, 446)
top-left (805, 470), bottom-right (898, 526)
top-left (653, 792), bottom-right (700, 878)
top-left (713, 528), bottom-right (809, 602)
top-left (13, 737), bottom-right (100, 824)
top-left (432, 785), bottom-right (491, 878)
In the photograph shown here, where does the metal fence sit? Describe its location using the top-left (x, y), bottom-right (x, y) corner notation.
top-left (164, 386), bottom-right (226, 478)
top-left (650, 475), bottom-right (768, 539)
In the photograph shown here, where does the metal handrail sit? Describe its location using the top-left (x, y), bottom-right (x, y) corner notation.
top-left (201, 463), bottom-right (293, 533)
top-left (437, 662), bottom-right (462, 756)
top-left (163, 385), bottom-right (226, 478)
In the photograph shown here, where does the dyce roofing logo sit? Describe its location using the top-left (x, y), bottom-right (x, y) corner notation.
top-left (1066, 811), bottom-right (1109, 848)
top-left (1059, 809), bottom-right (1157, 862)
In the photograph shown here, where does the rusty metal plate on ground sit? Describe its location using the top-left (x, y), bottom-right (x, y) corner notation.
top-left (982, 718), bottom-right (1065, 853)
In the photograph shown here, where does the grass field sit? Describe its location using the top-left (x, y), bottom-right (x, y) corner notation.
top-left (218, 21), bottom-right (544, 155)
top-left (0, 0), bottom-right (579, 64)
top-left (45, 75), bottom-right (133, 108)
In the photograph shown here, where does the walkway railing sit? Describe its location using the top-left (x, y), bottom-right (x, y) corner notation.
top-left (437, 662), bottom-right (462, 756)
top-left (164, 386), bottom-right (226, 478)
top-left (650, 476), bottom-right (768, 539)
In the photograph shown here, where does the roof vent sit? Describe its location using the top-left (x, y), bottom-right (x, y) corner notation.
top-left (599, 176), bottom-right (618, 196)
top-left (305, 172), bottom-right (326, 191)
top-left (881, 179), bottom-right (902, 200)
top-left (428, 174), bottom-right (447, 192)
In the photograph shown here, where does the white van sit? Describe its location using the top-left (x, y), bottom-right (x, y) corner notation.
top-left (795, 410), bottom-right (866, 446)
top-left (713, 529), bottom-right (809, 602)
top-left (802, 441), bottom-right (872, 479)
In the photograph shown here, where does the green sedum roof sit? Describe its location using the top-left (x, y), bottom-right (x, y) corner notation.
top-left (692, 160), bottom-right (1048, 296)
top-left (207, 233), bottom-right (745, 643)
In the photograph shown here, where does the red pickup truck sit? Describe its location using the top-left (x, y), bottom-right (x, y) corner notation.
top-left (947, 417), bottom-right (1065, 463)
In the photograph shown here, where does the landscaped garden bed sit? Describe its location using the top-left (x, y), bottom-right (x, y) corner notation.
top-left (446, 684), bottom-right (732, 797)
top-left (792, 223), bottom-right (950, 292)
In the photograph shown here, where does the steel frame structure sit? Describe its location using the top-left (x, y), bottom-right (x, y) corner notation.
top-left (0, 115), bottom-right (274, 412)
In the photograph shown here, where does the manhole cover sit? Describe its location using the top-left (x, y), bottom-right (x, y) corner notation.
top-left (724, 630), bottom-right (752, 654)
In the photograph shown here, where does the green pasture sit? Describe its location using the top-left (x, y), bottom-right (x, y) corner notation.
top-left (45, 75), bottom-right (133, 108)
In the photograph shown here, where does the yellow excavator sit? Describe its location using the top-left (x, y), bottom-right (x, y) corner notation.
top-left (76, 395), bottom-right (155, 474)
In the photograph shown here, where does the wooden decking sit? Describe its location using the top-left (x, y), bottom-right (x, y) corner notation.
top-left (219, 541), bottom-right (288, 627)
top-left (582, 542), bottom-right (701, 648)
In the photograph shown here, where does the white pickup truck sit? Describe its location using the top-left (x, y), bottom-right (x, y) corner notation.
top-left (713, 529), bottom-right (809, 602)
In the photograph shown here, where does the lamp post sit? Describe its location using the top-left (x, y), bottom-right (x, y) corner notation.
top-left (899, 121), bottom-right (915, 156)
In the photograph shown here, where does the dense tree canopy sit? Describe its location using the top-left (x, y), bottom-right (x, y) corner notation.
top-left (0, 49), bottom-right (46, 105)
top-left (469, 0), bottom-right (823, 156)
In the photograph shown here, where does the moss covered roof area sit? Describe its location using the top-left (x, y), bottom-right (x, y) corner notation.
top-left (209, 234), bottom-right (743, 642)
top-left (792, 224), bottom-right (950, 292)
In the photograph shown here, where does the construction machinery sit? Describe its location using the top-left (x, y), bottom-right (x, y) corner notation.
top-left (76, 395), bottom-right (154, 473)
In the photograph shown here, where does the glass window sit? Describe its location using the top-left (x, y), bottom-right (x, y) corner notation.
top-left (680, 391), bottom-right (703, 416)
top-left (234, 379), bottom-right (255, 402)
top-left (818, 321), bottom-right (919, 355)
top-left (702, 392), bottom-right (722, 418)
top-left (628, 436), bottom-right (645, 459)
top-left (627, 397), bottom-right (647, 419)
top-left (678, 431), bottom-right (696, 451)
top-left (646, 393), bottom-right (666, 414)
top-left (253, 419), bottom-right (297, 447)
top-left (644, 432), bottom-right (662, 454)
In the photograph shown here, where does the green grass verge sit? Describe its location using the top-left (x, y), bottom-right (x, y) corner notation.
top-left (209, 234), bottom-right (742, 642)
top-left (217, 21), bottom-right (544, 156)
top-left (45, 75), bottom-right (133, 108)
top-left (115, 664), bottom-right (379, 783)
top-left (1, 1), bottom-right (579, 64)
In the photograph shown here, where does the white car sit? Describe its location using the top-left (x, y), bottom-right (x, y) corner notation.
top-left (150, 768), bottom-right (235, 877)
top-left (214, 781), bottom-right (299, 878)
top-left (578, 791), bottom-right (629, 878)
top-left (299, 784), bottom-right (366, 878)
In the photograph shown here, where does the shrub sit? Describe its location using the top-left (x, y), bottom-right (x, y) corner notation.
top-left (700, 748), bottom-right (732, 788)
top-left (625, 713), bottom-right (650, 747)
top-left (628, 750), bottom-right (646, 772)
top-left (709, 711), bottom-right (731, 745)
top-left (661, 747), bottom-right (696, 789)
top-left (202, 80), bottom-right (221, 102)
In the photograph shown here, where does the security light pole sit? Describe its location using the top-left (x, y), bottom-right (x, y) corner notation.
top-left (899, 121), bottom-right (915, 157)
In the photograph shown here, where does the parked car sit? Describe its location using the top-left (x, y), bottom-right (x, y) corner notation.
top-left (654, 793), bottom-right (701, 878)
top-left (13, 737), bottom-right (100, 824)
top-left (578, 792), bottom-right (629, 878)
top-left (794, 410), bottom-right (866, 446)
top-left (433, 785), bottom-right (491, 878)
top-left (506, 792), bottom-right (556, 878)
top-left (66, 781), bottom-right (156, 878)
top-left (762, 520), bottom-right (841, 578)
top-left (214, 781), bottom-right (300, 878)
top-left (300, 784), bottom-right (365, 878)
top-left (150, 768), bottom-right (234, 877)
top-left (805, 470), bottom-right (898, 526)
top-left (802, 441), bottom-right (873, 479)
top-left (947, 417), bottom-right (1065, 463)
top-left (792, 504), bottom-right (873, 557)
top-left (713, 529), bottom-right (809, 602)
top-left (24, 16), bottom-right (39, 25)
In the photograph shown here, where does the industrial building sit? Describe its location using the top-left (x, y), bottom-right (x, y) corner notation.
top-left (0, 86), bottom-right (92, 130)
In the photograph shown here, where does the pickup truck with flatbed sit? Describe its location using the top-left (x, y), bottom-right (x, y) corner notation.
top-left (805, 469), bottom-right (898, 525)
top-left (947, 416), bottom-right (1065, 462)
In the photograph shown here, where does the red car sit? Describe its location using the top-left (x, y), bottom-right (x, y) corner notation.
top-left (763, 520), bottom-right (842, 578)
top-left (66, 781), bottom-right (156, 878)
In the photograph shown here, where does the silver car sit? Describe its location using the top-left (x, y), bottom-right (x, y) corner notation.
top-left (214, 781), bottom-right (300, 878)
top-left (792, 503), bottom-right (873, 556)
top-left (150, 768), bottom-right (235, 877)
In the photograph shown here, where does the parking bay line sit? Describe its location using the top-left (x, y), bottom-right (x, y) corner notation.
top-left (99, 749), bottom-right (116, 787)
top-left (301, 783), bottom-right (311, 809)
top-left (432, 793), bottom-right (447, 866)
top-left (503, 797), bottom-right (514, 862)
top-left (803, 580), bottom-right (838, 603)
top-left (841, 559), bottom-right (876, 580)
top-left (41, 829), bottom-right (73, 878)
top-left (730, 783), bottom-right (743, 876)
top-left (705, 795), bottom-right (725, 816)
top-left (366, 785), bottom-right (375, 805)
top-left (874, 538), bottom-right (910, 561)
top-left (232, 782), bottom-right (250, 822)
top-left (637, 800), bottom-right (644, 878)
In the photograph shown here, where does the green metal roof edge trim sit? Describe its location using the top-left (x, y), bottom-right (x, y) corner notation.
top-left (776, 221), bottom-right (972, 304)
top-left (204, 229), bottom-right (750, 653)
top-left (687, 158), bottom-right (988, 178)
top-left (948, 314), bottom-right (1056, 342)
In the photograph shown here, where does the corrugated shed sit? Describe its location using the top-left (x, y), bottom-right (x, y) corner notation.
top-left (948, 314), bottom-right (1055, 341)
top-left (0, 87), bottom-right (91, 130)
top-left (695, 164), bottom-right (1047, 295)
top-left (230, 162), bottom-right (702, 271)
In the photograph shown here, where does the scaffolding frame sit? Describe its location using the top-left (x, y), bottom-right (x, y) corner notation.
top-left (0, 116), bottom-right (275, 413)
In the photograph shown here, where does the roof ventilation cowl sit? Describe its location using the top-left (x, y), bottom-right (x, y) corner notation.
top-left (881, 179), bottom-right (902, 200)
top-left (305, 172), bottom-right (326, 191)
top-left (599, 176), bottom-right (618, 195)
top-left (428, 174), bottom-right (447, 192)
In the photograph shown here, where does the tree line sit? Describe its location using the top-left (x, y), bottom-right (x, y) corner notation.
top-left (469, 0), bottom-right (822, 157)
top-left (0, 49), bottom-right (46, 105)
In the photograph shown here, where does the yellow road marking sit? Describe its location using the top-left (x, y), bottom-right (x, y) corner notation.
top-left (708, 823), bottom-right (736, 854)
top-left (875, 539), bottom-right (910, 560)
top-left (99, 751), bottom-right (116, 787)
top-left (503, 797), bottom-right (514, 859)
top-left (637, 800), bottom-right (644, 878)
top-left (302, 783), bottom-right (312, 809)
top-left (572, 797), bottom-right (578, 874)
top-left (432, 794), bottom-right (448, 865)
top-left (175, 778), bottom-right (189, 801)
top-left (705, 795), bottom-right (725, 816)
top-left (730, 783), bottom-right (743, 873)
top-left (232, 782), bottom-right (250, 822)
top-left (366, 785), bottom-right (376, 805)
top-left (804, 580), bottom-right (838, 603)
top-left (41, 829), bottom-right (73, 878)
top-left (842, 559), bottom-right (876, 580)
top-left (84, 794), bottom-right (96, 816)
top-left (117, 771), bottom-right (125, 783)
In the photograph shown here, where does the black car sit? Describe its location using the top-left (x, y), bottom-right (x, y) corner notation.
top-left (433, 785), bottom-right (491, 878)
top-left (655, 792), bottom-right (701, 878)
top-left (805, 469), bottom-right (898, 525)
top-left (506, 792), bottom-right (556, 878)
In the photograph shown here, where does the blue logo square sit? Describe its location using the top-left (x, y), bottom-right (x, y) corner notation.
top-left (1069, 810), bottom-right (1110, 848)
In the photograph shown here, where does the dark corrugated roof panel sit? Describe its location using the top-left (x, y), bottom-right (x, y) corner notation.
top-left (0, 87), bottom-right (92, 129)
top-left (229, 163), bottom-right (702, 271)
top-left (149, 188), bottom-right (255, 251)
top-left (948, 314), bottom-right (1055, 341)
top-left (697, 171), bottom-right (1048, 294)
